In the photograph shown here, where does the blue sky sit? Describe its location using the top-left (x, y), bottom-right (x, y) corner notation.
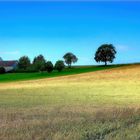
top-left (0, 1), bottom-right (140, 65)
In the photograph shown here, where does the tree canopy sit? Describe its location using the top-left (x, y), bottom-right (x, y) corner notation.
top-left (94, 44), bottom-right (116, 66)
top-left (45, 61), bottom-right (53, 73)
top-left (63, 52), bottom-right (78, 68)
top-left (33, 55), bottom-right (46, 72)
top-left (18, 56), bottom-right (31, 70)
top-left (55, 60), bottom-right (65, 72)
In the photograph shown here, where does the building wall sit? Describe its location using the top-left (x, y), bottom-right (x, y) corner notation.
top-left (4, 66), bottom-right (14, 72)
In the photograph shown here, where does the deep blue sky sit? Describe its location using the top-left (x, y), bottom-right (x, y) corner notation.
top-left (0, 1), bottom-right (140, 65)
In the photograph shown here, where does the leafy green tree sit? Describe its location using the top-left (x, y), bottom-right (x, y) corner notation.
top-left (55, 60), bottom-right (65, 72)
top-left (0, 67), bottom-right (5, 74)
top-left (45, 61), bottom-right (53, 73)
top-left (63, 52), bottom-right (78, 68)
top-left (33, 55), bottom-right (46, 72)
top-left (18, 56), bottom-right (31, 70)
top-left (26, 64), bottom-right (37, 72)
top-left (94, 44), bottom-right (116, 66)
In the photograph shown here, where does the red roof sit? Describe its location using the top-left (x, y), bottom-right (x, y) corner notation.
top-left (0, 61), bottom-right (18, 67)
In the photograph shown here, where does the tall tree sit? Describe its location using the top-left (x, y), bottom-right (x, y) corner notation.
top-left (18, 56), bottom-right (31, 70)
top-left (94, 44), bottom-right (116, 66)
top-left (63, 52), bottom-right (78, 68)
top-left (33, 55), bottom-right (46, 72)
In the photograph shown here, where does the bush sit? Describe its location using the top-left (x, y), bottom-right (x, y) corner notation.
top-left (15, 65), bottom-right (37, 73)
top-left (55, 60), bottom-right (65, 72)
top-left (26, 64), bottom-right (37, 72)
top-left (45, 61), bottom-right (53, 73)
top-left (0, 67), bottom-right (6, 74)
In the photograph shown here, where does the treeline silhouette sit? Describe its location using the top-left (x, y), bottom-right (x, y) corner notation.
top-left (0, 44), bottom-right (116, 74)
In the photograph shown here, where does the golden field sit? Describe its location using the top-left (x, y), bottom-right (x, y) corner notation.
top-left (0, 65), bottom-right (140, 140)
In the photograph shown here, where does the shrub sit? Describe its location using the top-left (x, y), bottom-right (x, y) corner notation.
top-left (45, 61), bottom-right (53, 73)
top-left (25, 64), bottom-right (37, 72)
top-left (0, 67), bottom-right (6, 74)
top-left (55, 60), bottom-right (65, 72)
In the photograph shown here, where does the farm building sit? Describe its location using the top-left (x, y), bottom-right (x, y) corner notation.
top-left (0, 58), bottom-right (18, 72)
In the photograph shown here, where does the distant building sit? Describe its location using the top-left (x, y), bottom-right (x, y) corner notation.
top-left (0, 58), bottom-right (18, 72)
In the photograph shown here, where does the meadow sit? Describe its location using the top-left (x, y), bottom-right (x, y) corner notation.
top-left (0, 65), bottom-right (120, 83)
top-left (0, 65), bottom-right (140, 140)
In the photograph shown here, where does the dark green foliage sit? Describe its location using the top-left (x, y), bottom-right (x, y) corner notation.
top-left (15, 65), bottom-right (37, 73)
top-left (0, 67), bottom-right (5, 74)
top-left (26, 64), bottom-right (37, 72)
top-left (18, 56), bottom-right (31, 70)
top-left (45, 61), bottom-right (53, 73)
top-left (94, 44), bottom-right (117, 66)
top-left (55, 60), bottom-right (65, 72)
top-left (33, 55), bottom-right (46, 72)
top-left (63, 52), bottom-right (78, 68)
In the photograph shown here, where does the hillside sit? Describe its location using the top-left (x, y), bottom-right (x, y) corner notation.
top-left (0, 65), bottom-right (120, 82)
top-left (0, 65), bottom-right (140, 140)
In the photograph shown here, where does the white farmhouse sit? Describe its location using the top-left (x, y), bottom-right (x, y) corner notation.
top-left (0, 58), bottom-right (18, 72)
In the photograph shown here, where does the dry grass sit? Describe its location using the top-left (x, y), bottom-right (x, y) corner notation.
top-left (0, 65), bottom-right (140, 140)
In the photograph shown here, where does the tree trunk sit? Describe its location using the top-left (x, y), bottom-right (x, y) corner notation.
top-left (69, 64), bottom-right (71, 68)
top-left (105, 61), bottom-right (107, 66)
top-left (68, 63), bottom-right (71, 68)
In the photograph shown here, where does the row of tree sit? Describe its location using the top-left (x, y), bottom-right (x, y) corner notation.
top-left (17, 55), bottom-right (65, 72)
top-left (17, 52), bottom-right (78, 72)
top-left (17, 44), bottom-right (116, 72)
top-left (0, 44), bottom-right (117, 74)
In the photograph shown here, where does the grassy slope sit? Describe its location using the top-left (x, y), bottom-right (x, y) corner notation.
top-left (0, 65), bottom-right (140, 140)
top-left (0, 65), bottom-right (120, 82)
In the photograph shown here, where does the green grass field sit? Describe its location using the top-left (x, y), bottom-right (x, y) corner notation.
top-left (0, 65), bottom-right (140, 140)
top-left (0, 65), bottom-right (120, 83)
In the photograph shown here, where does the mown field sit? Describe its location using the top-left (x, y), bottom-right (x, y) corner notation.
top-left (0, 65), bottom-right (120, 82)
top-left (0, 65), bottom-right (140, 140)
